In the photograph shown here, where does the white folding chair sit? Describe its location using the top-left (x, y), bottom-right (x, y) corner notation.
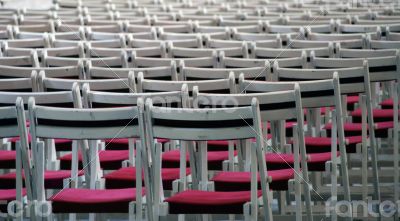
top-left (27, 89), bottom-right (146, 221)
top-left (143, 97), bottom-right (271, 221)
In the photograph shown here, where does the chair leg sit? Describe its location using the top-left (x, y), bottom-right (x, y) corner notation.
top-left (244, 201), bottom-right (257, 221)
top-left (88, 213), bottom-right (96, 221)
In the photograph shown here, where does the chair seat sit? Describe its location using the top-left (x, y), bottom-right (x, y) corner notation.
top-left (0, 189), bottom-right (26, 201)
top-left (265, 153), bottom-right (295, 170)
top-left (0, 150), bottom-right (16, 169)
top-left (162, 149), bottom-right (235, 170)
top-left (265, 152), bottom-right (339, 171)
top-left (325, 122), bottom-right (389, 138)
top-left (212, 168), bottom-right (295, 191)
top-left (347, 95), bottom-right (359, 104)
top-left (380, 98), bottom-right (397, 109)
top-left (50, 188), bottom-right (144, 213)
top-left (104, 167), bottom-right (190, 190)
top-left (351, 108), bottom-right (399, 122)
top-left (165, 190), bottom-right (262, 214)
top-left (303, 136), bottom-right (362, 153)
top-left (60, 150), bottom-right (129, 170)
top-left (374, 121), bottom-right (393, 130)
top-left (0, 170), bottom-right (84, 189)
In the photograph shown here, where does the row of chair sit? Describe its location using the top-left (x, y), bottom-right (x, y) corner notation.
top-left (0, 55), bottom-right (398, 219)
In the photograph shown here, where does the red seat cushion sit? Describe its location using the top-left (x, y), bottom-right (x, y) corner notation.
top-left (162, 149), bottom-right (235, 170)
top-left (0, 189), bottom-right (27, 212)
top-left (325, 122), bottom-right (389, 138)
top-left (0, 150), bottom-right (16, 169)
top-left (375, 121), bottom-right (394, 130)
top-left (265, 153), bottom-right (295, 170)
top-left (380, 98), bottom-right (397, 109)
top-left (347, 95), bottom-right (359, 104)
top-left (165, 190), bottom-right (262, 214)
top-left (0, 189), bottom-right (26, 201)
top-left (50, 188), bottom-right (144, 213)
top-left (104, 167), bottom-right (190, 190)
top-left (265, 152), bottom-right (339, 171)
top-left (351, 108), bottom-right (399, 122)
top-left (212, 168), bottom-right (295, 191)
top-left (60, 150), bottom-right (129, 170)
top-left (303, 136), bottom-right (362, 153)
top-left (0, 170), bottom-right (84, 189)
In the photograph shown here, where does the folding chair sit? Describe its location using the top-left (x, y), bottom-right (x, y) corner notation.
top-left (0, 98), bottom-right (32, 219)
top-left (240, 72), bottom-right (357, 216)
top-left (0, 88), bottom-right (85, 192)
top-left (82, 83), bottom-right (189, 192)
top-left (26, 92), bottom-right (146, 220)
top-left (193, 84), bottom-right (314, 219)
top-left (273, 61), bottom-right (380, 218)
top-left (143, 97), bottom-right (271, 221)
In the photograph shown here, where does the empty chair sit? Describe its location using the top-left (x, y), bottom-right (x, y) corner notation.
top-left (83, 84), bottom-right (189, 191)
top-left (26, 92), bottom-right (146, 220)
top-left (0, 98), bottom-right (31, 217)
top-left (143, 97), bottom-right (271, 220)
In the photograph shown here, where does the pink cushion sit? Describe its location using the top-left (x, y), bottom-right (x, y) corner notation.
top-left (308, 152), bottom-right (339, 163)
top-left (165, 190), bottom-right (262, 214)
top-left (212, 169), bottom-right (295, 191)
top-left (104, 167), bottom-right (190, 190)
top-left (380, 98), bottom-right (398, 108)
top-left (60, 150), bottom-right (130, 170)
top-left (325, 122), bottom-right (364, 131)
top-left (0, 150), bottom-right (16, 161)
top-left (375, 121), bottom-right (394, 130)
top-left (0, 150), bottom-right (16, 169)
top-left (51, 188), bottom-right (144, 213)
top-left (0, 170), bottom-right (84, 189)
top-left (0, 189), bottom-right (26, 201)
top-left (304, 136), bottom-right (362, 146)
top-left (351, 108), bottom-right (399, 120)
top-left (50, 188), bottom-right (141, 203)
top-left (347, 95), bottom-right (359, 104)
top-left (265, 153), bottom-right (295, 164)
top-left (212, 169), bottom-right (294, 183)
